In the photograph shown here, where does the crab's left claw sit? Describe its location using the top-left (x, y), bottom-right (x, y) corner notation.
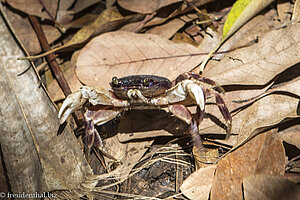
top-left (58, 91), bottom-right (87, 124)
top-left (185, 81), bottom-right (205, 111)
top-left (164, 80), bottom-right (205, 111)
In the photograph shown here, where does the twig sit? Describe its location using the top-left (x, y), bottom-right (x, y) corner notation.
top-left (29, 15), bottom-right (71, 96)
top-left (28, 15), bottom-right (82, 124)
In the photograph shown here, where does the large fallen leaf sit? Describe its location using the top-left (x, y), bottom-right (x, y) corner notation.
top-left (117, 0), bottom-right (181, 14)
top-left (210, 129), bottom-right (285, 200)
top-left (243, 174), bottom-right (300, 200)
top-left (76, 31), bottom-right (208, 88)
top-left (203, 23), bottom-right (300, 85)
top-left (180, 165), bottom-right (216, 200)
top-left (117, 109), bottom-right (185, 142)
top-left (0, 10), bottom-right (91, 192)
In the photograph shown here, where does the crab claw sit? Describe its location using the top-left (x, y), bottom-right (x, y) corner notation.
top-left (58, 90), bottom-right (87, 124)
top-left (153, 79), bottom-right (205, 111)
top-left (185, 81), bottom-right (205, 111)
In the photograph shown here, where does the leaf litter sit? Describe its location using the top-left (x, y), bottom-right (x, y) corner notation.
top-left (2, 0), bottom-right (300, 199)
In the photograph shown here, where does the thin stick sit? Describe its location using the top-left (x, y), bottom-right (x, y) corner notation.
top-left (28, 15), bottom-right (82, 124)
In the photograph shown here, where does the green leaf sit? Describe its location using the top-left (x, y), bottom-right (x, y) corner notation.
top-left (222, 0), bottom-right (274, 40)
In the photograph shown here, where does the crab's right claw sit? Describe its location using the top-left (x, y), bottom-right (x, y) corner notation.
top-left (58, 91), bottom-right (87, 124)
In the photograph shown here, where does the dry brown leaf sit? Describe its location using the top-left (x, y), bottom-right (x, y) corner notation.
top-left (172, 32), bottom-right (199, 46)
top-left (6, 0), bottom-right (58, 20)
top-left (200, 92), bottom-right (299, 147)
top-left (212, 15), bottom-right (271, 61)
top-left (5, 6), bottom-right (61, 54)
top-left (180, 165), bottom-right (216, 200)
top-left (117, 0), bottom-right (181, 14)
top-left (64, 13), bottom-right (98, 29)
top-left (32, 11), bottom-right (145, 58)
top-left (146, 13), bottom-right (200, 40)
top-left (143, 0), bottom-right (215, 28)
top-left (219, 84), bottom-right (271, 112)
top-left (237, 94), bottom-right (299, 143)
top-left (146, 18), bottom-right (185, 39)
top-left (76, 31), bottom-right (208, 88)
top-left (243, 174), bottom-right (300, 200)
top-left (118, 130), bottom-right (173, 142)
top-left (210, 129), bottom-right (285, 200)
top-left (68, 8), bottom-right (123, 45)
top-left (203, 23), bottom-right (300, 85)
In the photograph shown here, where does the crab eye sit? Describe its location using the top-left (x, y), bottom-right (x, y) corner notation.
top-left (143, 78), bottom-right (150, 86)
top-left (112, 76), bottom-right (119, 86)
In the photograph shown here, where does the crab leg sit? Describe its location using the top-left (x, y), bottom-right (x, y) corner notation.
top-left (166, 80), bottom-right (207, 151)
top-left (84, 117), bottom-right (101, 149)
top-left (58, 86), bottom-right (129, 124)
top-left (169, 104), bottom-right (204, 151)
top-left (151, 80), bottom-right (207, 151)
top-left (84, 109), bottom-right (120, 159)
top-left (214, 92), bottom-right (232, 140)
top-left (203, 88), bottom-right (232, 139)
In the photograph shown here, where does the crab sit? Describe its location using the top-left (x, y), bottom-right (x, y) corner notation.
top-left (58, 72), bottom-right (232, 154)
